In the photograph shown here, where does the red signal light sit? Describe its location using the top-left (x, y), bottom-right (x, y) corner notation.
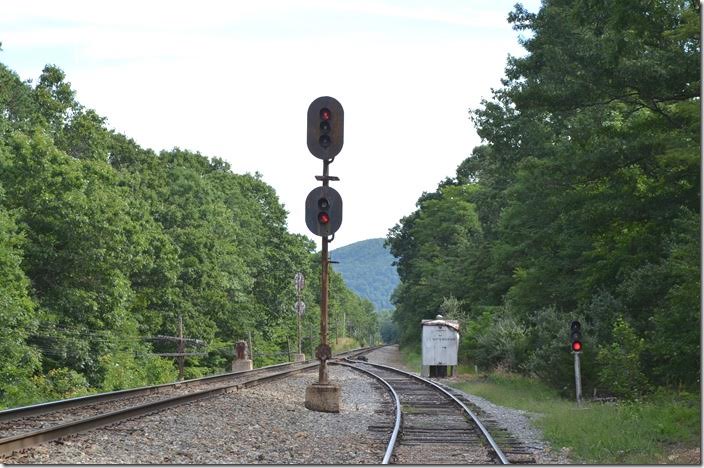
top-left (318, 212), bottom-right (330, 224)
top-left (320, 108), bottom-right (331, 121)
top-left (571, 341), bottom-right (582, 352)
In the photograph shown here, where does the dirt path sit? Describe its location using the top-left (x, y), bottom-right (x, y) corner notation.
top-left (364, 345), bottom-right (416, 373)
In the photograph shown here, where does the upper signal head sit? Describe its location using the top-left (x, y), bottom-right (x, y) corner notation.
top-left (307, 97), bottom-right (344, 160)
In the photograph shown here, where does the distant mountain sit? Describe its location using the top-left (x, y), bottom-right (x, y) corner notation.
top-left (330, 238), bottom-right (400, 311)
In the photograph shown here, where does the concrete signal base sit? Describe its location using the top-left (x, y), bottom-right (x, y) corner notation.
top-left (231, 359), bottom-right (253, 372)
top-left (293, 353), bottom-right (306, 363)
top-left (304, 383), bottom-right (341, 413)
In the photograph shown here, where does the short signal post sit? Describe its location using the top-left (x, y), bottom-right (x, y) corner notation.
top-left (304, 96), bottom-right (344, 413)
top-left (571, 320), bottom-right (583, 405)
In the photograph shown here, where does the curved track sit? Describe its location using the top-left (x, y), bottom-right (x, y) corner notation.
top-left (339, 359), bottom-right (509, 465)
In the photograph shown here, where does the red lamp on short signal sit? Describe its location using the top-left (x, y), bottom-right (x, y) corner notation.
top-left (571, 340), bottom-right (582, 352)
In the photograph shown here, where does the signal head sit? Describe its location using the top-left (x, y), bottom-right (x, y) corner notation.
top-left (307, 97), bottom-right (344, 160)
top-left (305, 187), bottom-right (342, 237)
top-left (569, 320), bottom-right (583, 352)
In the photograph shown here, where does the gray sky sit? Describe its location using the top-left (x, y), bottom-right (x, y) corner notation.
top-left (1, 0), bottom-right (540, 249)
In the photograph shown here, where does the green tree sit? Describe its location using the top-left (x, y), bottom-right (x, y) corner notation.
top-left (388, 0), bottom-right (699, 393)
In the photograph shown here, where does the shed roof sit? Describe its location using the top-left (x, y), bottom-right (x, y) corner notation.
top-left (421, 319), bottom-right (460, 332)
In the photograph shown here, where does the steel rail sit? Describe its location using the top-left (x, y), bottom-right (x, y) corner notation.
top-left (0, 362), bottom-right (291, 423)
top-left (0, 362), bottom-right (320, 456)
top-left (0, 346), bottom-right (376, 423)
top-left (344, 359), bottom-right (510, 465)
top-left (0, 347), bottom-right (376, 456)
top-left (333, 362), bottom-right (401, 464)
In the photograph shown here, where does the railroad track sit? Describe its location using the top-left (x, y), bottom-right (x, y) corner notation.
top-left (339, 359), bottom-right (516, 465)
top-left (0, 347), bottom-right (374, 457)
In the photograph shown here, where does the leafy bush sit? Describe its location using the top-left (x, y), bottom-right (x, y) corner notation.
top-left (525, 306), bottom-right (578, 394)
top-left (183, 366), bottom-right (209, 380)
top-left (474, 313), bottom-right (529, 372)
top-left (142, 355), bottom-right (178, 384)
top-left (100, 352), bottom-right (178, 391)
top-left (99, 352), bottom-right (145, 391)
top-left (597, 317), bottom-right (650, 399)
top-left (33, 367), bottom-right (92, 400)
top-left (458, 306), bottom-right (494, 364)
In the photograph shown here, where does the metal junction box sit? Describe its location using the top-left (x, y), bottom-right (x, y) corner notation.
top-left (421, 317), bottom-right (460, 377)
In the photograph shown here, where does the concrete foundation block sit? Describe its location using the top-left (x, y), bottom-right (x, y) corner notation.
top-left (292, 353), bottom-right (306, 363)
top-left (304, 382), bottom-right (341, 413)
top-left (231, 359), bottom-right (253, 372)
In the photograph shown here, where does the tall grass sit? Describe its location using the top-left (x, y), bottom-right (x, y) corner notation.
top-left (450, 372), bottom-right (700, 464)
top-left (331, 337), bottom-right (359, 353)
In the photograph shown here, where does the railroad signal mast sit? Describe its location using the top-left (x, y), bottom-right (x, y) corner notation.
top-left (304, 96), bottom-right (344, 413)
top-left (570, 320), bottom-right (583, 404)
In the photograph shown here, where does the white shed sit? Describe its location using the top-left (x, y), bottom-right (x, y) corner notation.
top-left (421, 316), bottom-right (460, 377)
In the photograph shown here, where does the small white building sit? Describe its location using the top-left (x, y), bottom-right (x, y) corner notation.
top-left (421, 315), bottom-right (460, 378)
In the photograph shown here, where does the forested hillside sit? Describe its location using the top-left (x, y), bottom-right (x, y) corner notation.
top-left (330, 238), bottom-right (400, 311)
top-left (387, 0), bottom-right (700, 398)
top-left (0, 56), bottom-right (378, 409)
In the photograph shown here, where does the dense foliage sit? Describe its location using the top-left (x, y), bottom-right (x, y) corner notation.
top-left (0, 54), bottom-right (378, 409)
top-left (387, 0), bottom-right (699, 397)
top-left (330, 238), bottom-right (400, 310)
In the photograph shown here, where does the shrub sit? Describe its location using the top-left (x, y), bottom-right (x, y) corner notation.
top-left (525, 306), bottom-right (577, 394)
top-left (99, 351), bottom-right (177, 391)
top-left (474, 314), bottom-right (529, 372)
top-left (597, 317), bottom-right (650, 399)
top-left (33, 367), bottom-right (92, 400)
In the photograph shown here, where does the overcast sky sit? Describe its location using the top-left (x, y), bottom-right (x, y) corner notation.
top-left (1, 0), bottom-right (540, 250)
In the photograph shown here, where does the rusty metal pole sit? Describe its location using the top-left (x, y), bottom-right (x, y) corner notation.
top-left (318, 159), bottom-right (331, 385)
top-left (319, 222), bottom-right (330, 385)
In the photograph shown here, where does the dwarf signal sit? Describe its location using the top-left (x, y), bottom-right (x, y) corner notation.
top-left (570, 320), bottom-right (582, 353)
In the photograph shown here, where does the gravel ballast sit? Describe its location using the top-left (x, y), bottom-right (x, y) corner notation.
top-left (2, 346), bottom-right (570, 464)
top-left (2, 366), bottom-right (390, 464)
